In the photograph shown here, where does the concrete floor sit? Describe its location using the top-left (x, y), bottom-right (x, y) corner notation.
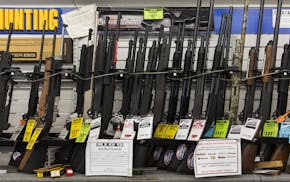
top-left (0, 167), bottom-right (289, 182)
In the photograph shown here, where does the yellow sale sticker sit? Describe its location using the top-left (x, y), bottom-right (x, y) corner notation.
top-left (26, 127), bottom-right (43, 150)
top-left (144, 8), bottom-right (164, 20)
top-left (76, 122), bottom-right (91, 143)
top-left (23, 119), bottom-right (36, 142)
top-left (213, 120), bottom-right (230, 138)
top-left (69, 117), bottom-right (83, 139)
top-left (262, 120), bottom-right (279, 138)
top-left (163, 124), bottom-right (179, 139)
top-left (154, 124), bottom-right (168, 138)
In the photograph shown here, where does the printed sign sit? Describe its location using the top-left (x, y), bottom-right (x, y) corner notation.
top-left (194, 139), bottom-right (242, 178)
top-left (213, 120), bottom-right (230, 138)
top-left (262, 120), bottom-right (279, 138)
top-left (0, 8), bottom-right (62, 34)
top-left (144, 8), bottom-right (163, 20)
top-left (175, 119), bottom-right (192, 140)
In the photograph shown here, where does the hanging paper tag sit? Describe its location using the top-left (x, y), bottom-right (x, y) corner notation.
top-left (137, 116), bottom-right (153, 140)
top-left (23, 119), bottom-right (36, 142)
top-left (213, 120), bottom-right (230, 138)
top-left (227, 125), bottom-right (243, 139)
top-left (204, 124), bottom-right (215, 138)
top-left (163, 124), bottom-right (179, 139)
top-left (69, 117), bottom-right (83, 139)
top-left (153, 124), bottom-right (168, 138)
top-left (26, 127), bottom-right (43, 150)
top-left (88, 118), bottom-right (101, 142)
top-left (106, 113), bottom-right (124, 136)
top-left (175, 119), bottom-right (192, 140)
top-left (241, 118), bottom-right (261, 141)
top-left (188, 120), bottom-right (206, 141)
top-left (262, 120), bottom-right (279, 138)
top-left (58, 127), bottom-right (69, 139)
top-left (121, 118), bottom-right (136, 140)
top-left (37, 172), bottom-right (44, 178)
top-left (279, 122), bottom-right (290, 143)
top-left (76, 122), bottom-right (91, 143)
top-left (144, 8), bottom-right (163, 20)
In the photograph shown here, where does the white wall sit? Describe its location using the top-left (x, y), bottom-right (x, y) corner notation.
top-left (2, 0), bottom-right (290, 133)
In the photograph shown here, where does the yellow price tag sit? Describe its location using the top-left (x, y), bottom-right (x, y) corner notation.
top-left (154, 124), bottom-right (168, 138)
top-left (37, 172), bottom-right (44, 178)
top-left (144, 8), bottom-right (164, 20)
top-left (23, 119), bottom-right (36, 142)
top-left (76, 122), bottom-right (91, 143)
top-left (26, 128), bottom-right (43, 150)
top-left (69, 117), bottom-right (83, 139)
top-left (163, 124), bottom-right (179, 139)
top-left (262, 120), bottom-right (279, 138)
top-left (213, 120), bottom-right (230, 138)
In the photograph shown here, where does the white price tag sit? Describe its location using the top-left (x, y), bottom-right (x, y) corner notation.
top-left (187, 120), bottom-right (206, 141)
top-left (58, 127), bottom-right (69, 139)
top-left (137, 116), bottom-right (153, 140)
top-left (175, 119), bottom-right (192, 140)
top-left (121, 118), bottom-right (136, 140)
top-left (241, 118), bottom-right (261, 141)
top-left (227, 125), bottom-right (243, 139)
top-left (88, 118), bottom-right (101, 142)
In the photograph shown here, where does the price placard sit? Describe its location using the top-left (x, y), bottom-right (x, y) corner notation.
top-left (279, 122), bottom-right (290, 142)
top-left (262, 120), bottom-right (279, 138)
top-left (213, 120), bottom-right (230, 138)
top-left (163, 124), bottom-right (179, 139)
top-left (76, 122), bottom-right (91, 143)
top-left (153, 124), bottom-right (168, 138)
top-left (26, 127), bottom-right (43, 150)
top-left (69, 117), bottom-right (83, 139)
top-left (144, 8), bottom-right (164, 20)
top-left (23, 119), bottom-right (36, 142)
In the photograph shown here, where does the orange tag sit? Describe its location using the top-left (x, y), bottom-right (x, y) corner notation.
top-left (20, 119), bottom-right (27, 125)
top-left (276, 111), bottom-right (290, 123)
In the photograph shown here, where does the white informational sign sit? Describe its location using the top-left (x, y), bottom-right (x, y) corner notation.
top-left (227, 125), bottom-right (243, 139)
top-left (58, 127), bottom-right (69, 139)
top-left (241, 118), bottom-right (261, 141)
top-left (175, 119), bottom-right (192, 140)
top-left (194, 139), bottom-right (242, 178)
top-left (85, 139), bottom-right (133, 176)
top-left (187, 120), bottom-right (206, 141)
top-left (10, 125), bottom-right (24, 141)
top-left (137, 116), bottom-right (153, 140)
top-left (61, 4), bottom-right (98, 38)
top-left (273, 9), bottom-right (290, 28)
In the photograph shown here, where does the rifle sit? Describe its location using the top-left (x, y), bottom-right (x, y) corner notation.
top-left (139, 26), bottom-right (163, 115)
top-left (241, 1), bottom-right (264, 173)
top-left (268, 43), bottom-right (290, 171)
top-left (228, 0), bottom-right (248, 125)
top-left (120, 30), bottom-right (138, 116)
top-left (130, 36), bottom-right (145, 115)
top-left (166, 22), bottom-right (185, 123)
top-left (202, 13), bottom-right (227, 136)
top-left (88, 18), bottom-right (109, 119)
top-left (258, 0), bottom-right (282, 162)
top-left (242, 0), bottom-right (282, 173)
top-left (216, 7), bottom-right (233, 120)
top-left (0, 23), bottom-right (13, 133)
top-left (153, 24), bottom-right (173, 129)
top-left (18, 24), bottom-right (66, 173)
top-left (239, 0), bottom-right (264, 123)
top-left (101, 13), bottom-right (122, 138)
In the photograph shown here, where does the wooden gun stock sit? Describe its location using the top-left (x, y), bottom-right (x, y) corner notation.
top-left (247, 48), bottom-right (258, 85)
top-left (262, 43), bottom-right (273, 83)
